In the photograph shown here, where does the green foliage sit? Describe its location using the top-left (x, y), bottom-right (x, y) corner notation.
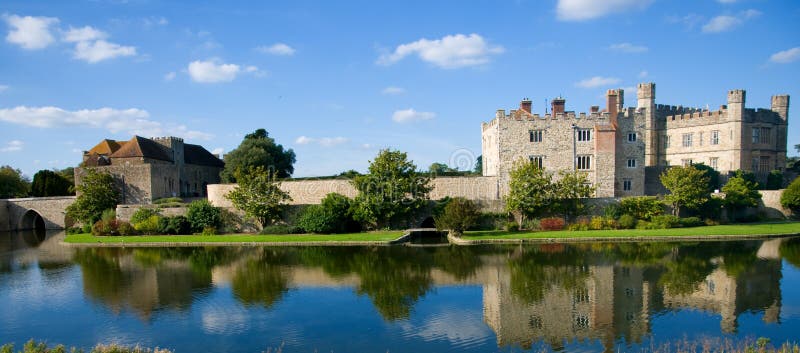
top-left (259, 224), bottom-right (304, 234)
top-left (504, 221), bottom-right (519, 232)
top-left (201, 226), bottom-right (217, 235)
top-left (351, 149), bottom-right (431, 229)
top-left (0, 165), bottom-right (30, 198)
top-left (0, 339), bottom-right (174, 353)
top-left (152, 197), bottom-right (184, 207)
top-left (30, 169), bottom-right (73, 197)
top-left (186, 199), bottom-right (221, 232)
top-left (158, 216), bottom-right (191, 235)
top-left (692, 163), bottom-right (721, 191)
top-left (680, 216), bottom-right (703, 227)
top-left (297, 193), bottom-right (358, 233)
top-left (337, 169), bottom-right (361, 179)
top-left (553, 170), bottom-right (595, 221)
top-left (650, 215), bottom-right (682, 229)
top-left (660, 165), bottom-right (711, 216)
top-left (221, 128), bottom-right (296, 182)
top-left (603, 203), bottom-right (622, 219)
top-left (780, 177), bottom-right (800, 215)
top-left (225, 166), bottom-right (291, 227)
top-left (130, 207), bottom-right (162, 225)
top-left (474, 155), bottom-right (482, 174)
top-left (698, 197), bottom-right (724, 221)
top-left (522, 218), bottom-right (540, 231)
top-left (476, 212), bottom-right (508, 230)
top-left (766, 170), bottom-right (783, 190)
top-left (427, 162), bottom-right (456, 175)
top-left (66, 169), bottom-right (120, 224)
top-left (619, 196), bottom-right (665, 221)
top-left (92, 217), bottom-right (135, 236)
top-left (505, 159), bottom-right (554, 221)
top-left (618, 214), bottom-right (636, 229)
top-left (133, 215), bottom-right (162, 235)
top-left (434, 197), bottom-right (480, 234)
top-left (722, 170), bottom-right (762, 221)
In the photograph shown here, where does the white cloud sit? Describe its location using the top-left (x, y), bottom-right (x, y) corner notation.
top-left (638, 70), bottom-right (649, 78)
top-left (294, 136), bottom-right (349, 147)
top-left (702, 10), bottom-right (761, 33)
top-left (142, 16), bottom-right (168, 27)
top-left (381, 86), bottom-right (405, 95)
top-left (62, 26), bottom-right (107, 42)
top-left (609, 42), bottom-right (648, 53)
top-left (0, 84), bottom-right (8, 92)
top-left (164, 71), bottom-right (176, 81)
top-left (556, 0), bottom-right (653, 21)
top-left (73, 39), bottom-right (136, 63)
top-left (575, 76), bottom-right (621, 88)
top-left (392, 108), bottom-right (436, 123)
top-left (0, 106), bottom-right (213, 140)
top-left (256, 43), bottom-right (295, 56)
top-left (1, 140), bottom-right (23, 152)
top-left (378, 33), bottom-right (504, 69)
top-left (3, 14), bottom-right (59, 49)
top-left (769, 47), bottom-right (800, 64)
top-left (187, 59), bottom-right (259, 83)
top-left (210, 147), bottom-right (224, 156)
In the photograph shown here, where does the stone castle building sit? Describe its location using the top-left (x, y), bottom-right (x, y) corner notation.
top-left (76, 135), bottom-right (224, 204)
top-left (481, 83), bottom-right (790, 197)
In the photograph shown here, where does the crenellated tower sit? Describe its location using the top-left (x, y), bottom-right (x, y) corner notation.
top-left (637, 83), bottom-right (657, 166)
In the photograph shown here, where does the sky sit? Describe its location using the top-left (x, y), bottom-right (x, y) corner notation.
top-left (0, 0), bottom-right (798, 178)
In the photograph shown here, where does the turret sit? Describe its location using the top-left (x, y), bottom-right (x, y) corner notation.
top-left (727, 89), bottom-right (746, 120)
top-left (638, 83), bottom-right (659, 166)
top-left (637, 82), bottom-right (655, 109)
top-left (771, 94), bottom-right (789, 121)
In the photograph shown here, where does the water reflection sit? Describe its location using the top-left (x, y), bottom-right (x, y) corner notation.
top-left (1, 233), bottom-right (796, 352)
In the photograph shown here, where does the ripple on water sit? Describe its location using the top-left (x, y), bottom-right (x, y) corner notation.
top-left (398, 304), bottom-right (492, 351)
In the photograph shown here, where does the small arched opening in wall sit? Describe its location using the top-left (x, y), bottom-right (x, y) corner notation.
top-left (19, 209), bottom-right (46, 231)
top-left (420, 216), bottom-right (435, 228)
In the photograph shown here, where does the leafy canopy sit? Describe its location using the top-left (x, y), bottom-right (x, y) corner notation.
top-left (221, 128), bottom-right (296, 182)
top-left (351, 149), bottom-right (431, 229)
top-left (31, 169), bottom-right (73, 197)
top-left (553, 170), bottom-right (595, 221)
top-left (780, 176), bottom-right (800, 214)
top-left (505, 159), bottom-right (555, 220)
top-left (0, 165), bottom-right (30, 198)
top-left (66, 169), bottom-right (120, 223)
top-left (226, 166), bottom-right (291, 227)
top-left (434, 197), bottom-right (480, 234)
top-left (660, 165), bottom-right (710, 216)
top-left (721, 170), bottom-right (762, 220)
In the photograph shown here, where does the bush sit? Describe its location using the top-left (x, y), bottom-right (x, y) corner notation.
top-left (650, 215), bottom-right (681, 229)
top-left (781, 177), bottom-right (800, 215)
top-left (680, 216), bottom-right (703, 227)
top-left (504, 221), bottom-right (519, 232)
top-left (260, 224), bottom-right (304, 235)
top-left (218, 208), bottom-right (243, 234)
top-left (186, 200), bottom-right (221, 233)
top-left (540, 217), bottom-right (565, 231)
top-left (603, 203), bottom-right (622, 220)
top-left (698, 197), bottom-right (724, 221)
top-left (618, 214), bottom-right (636, 229)
top-left (589, 216), bottom-right (605, 230)
top-left (91, 218), bottom-right (134, 236)
top-left (619, 196), bottom-right (664, 221)
top-left (296, 193), bottom-right (359, 234)
top-left (66, 227), bottom-right (83, 235)
top-left (201, 226), bottom-right (217, 235)
top-left (434, 197), bottom-right (480, 233)
top-left (476, 212), bottom-right (509, 230)
top-left (134, 215), bottom-right (162, 235)
top-left (153, 197), bottom-right (183, 204)
top-left (522, 218), bottom-right (540, 231)
top-left (159, 215), bottom-right (191, 235)
top-left (568, 218), bottom-right (590, 231)
top-left (766, 170), bottom-right (783, 190)
top-left (130, 207), bottom-right (162, 225)
top-left (117, 221), bottom-right (136, 236)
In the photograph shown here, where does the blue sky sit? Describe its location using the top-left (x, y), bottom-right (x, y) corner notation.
top-left (1, 0), bottom-right (798, 178)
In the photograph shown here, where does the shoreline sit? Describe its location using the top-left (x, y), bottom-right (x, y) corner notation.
top-left (448, 231), bottom-right (800, 245)
top-left (61, 232), bottom-right (411, 248)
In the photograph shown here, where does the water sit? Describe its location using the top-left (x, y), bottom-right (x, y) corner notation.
top-left (2, 231), bottom-right (800, 352)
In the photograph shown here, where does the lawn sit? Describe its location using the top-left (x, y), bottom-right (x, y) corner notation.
top-left (64, 231), bottom-right (405, 244)
top-left (461, 222), bottom-right (800, 240)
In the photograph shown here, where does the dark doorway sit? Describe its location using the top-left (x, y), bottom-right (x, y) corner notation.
top-left (420, 217), bottom-right (435, 228)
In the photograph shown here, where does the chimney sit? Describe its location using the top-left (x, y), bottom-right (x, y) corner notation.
top-left (606, 89), bottom-right (620, 117)
top-left (590, 105), bottom-right (599, 113)
top-left (551, 97), bottom-right (565, 115)
top-left (520, 98), bottom-right (532, 114)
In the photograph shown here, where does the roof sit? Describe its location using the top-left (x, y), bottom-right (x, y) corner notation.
top-left (110, 136), bottom-right (173, 162)
top-left (87, 139), bottom-right (126, 155)
top-left (184, 143), bottom-right (225, 167)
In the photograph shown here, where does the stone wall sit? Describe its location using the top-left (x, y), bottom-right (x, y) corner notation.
top-left (755, 190), bottom-right (791, 218)
top-left (3, 196), bottom-right (77, 230)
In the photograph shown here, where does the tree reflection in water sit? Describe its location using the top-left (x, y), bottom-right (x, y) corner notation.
top-left (232, 249), bottom-right (291, 308)
top-left (780, 237), bottom-right (800, 269)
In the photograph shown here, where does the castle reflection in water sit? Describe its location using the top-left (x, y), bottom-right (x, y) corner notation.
top-left (2, 232), bottom-right (796, 351)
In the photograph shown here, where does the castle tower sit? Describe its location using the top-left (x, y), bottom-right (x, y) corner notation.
top-left (727, 90), bottom-right (746, 171)
top-left (153, 136), bottom-right (186, 194)
top-left (771, 95), bottom-right (789, 121)
top-left (727, 89), bottom-right (746, 120)
top-left (637, 83), bottom-right (658, 166)
top-left (772, 95), bottom-right (790, 171)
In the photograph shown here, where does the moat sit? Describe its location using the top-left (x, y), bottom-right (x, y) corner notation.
top-left (2, 231), bottom-right (800, 352)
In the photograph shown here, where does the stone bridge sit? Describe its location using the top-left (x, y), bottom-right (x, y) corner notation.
top-left (0, 196), bottom-right (77, 231)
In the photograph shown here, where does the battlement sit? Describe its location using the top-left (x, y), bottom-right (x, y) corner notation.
top-left (655, 104), bottom-right (704, 116)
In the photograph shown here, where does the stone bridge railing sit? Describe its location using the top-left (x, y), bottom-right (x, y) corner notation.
top-left (1, 196), bottom-right (77, 231)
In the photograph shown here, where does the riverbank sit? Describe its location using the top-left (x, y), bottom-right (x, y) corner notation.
top-left (63, 231), bottom-right (406, 247)
top-left (453, 222), bottom-right (800, 244)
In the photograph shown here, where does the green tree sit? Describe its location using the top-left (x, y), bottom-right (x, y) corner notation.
top-left (434, 197), bottom-right (480, 234)
top-left (30, 169), bottom-right (73, 197)
top-left (505, 159), bottom-right (554, 223)
top-left (221, 128), bottom-right (296, 182)
top-left (0, 165), bottom-right (30, 198)
top-left (428, 162), bottom-right (456, 175)
top-left (781, 176), bottom-right (800, 215)
top-left (337, 169), bottom-right (361, 179)
top-left (660, 165), bottom-right (711, 216)
top-left (65, 169), bottom-right (120, 224)
top-left (351, 149), bottom-right (431, 229)
top-left (722, 170), bottom-right (762, 221)
top-left (226, 166), bottom-right (290, 227)
top-left (766, 170), bottom-right (783, 190)
top-left (473, 155), bottom-right (482, 175)
top-left (553, 170), bottom-right (595, 221)
top-left (186, 199), bottom-right (222, 232)
top-left (693, 163), bottom-right (721, 191)
top-left (56, 167), bottom-right (76, 194)
top-left (297, 193), bottom-right (359, 233)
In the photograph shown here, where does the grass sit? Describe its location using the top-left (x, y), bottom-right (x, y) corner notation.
top-left (461, 222), bottom-right (800, 240)
top-left (64, 231), bottom-right (404, 244)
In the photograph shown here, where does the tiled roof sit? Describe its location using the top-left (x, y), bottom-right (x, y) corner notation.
top-left (110, 136), bottom-right (173, 162)
top-left (87, 139), bottom-right (126, 155)
top-left (184, 143), bottom-right (225, 167)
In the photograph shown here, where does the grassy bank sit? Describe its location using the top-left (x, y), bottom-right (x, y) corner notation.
top-left (65, 231), bottom-right (404, 244)
top-left (461, 222), bottom-right (800, 240)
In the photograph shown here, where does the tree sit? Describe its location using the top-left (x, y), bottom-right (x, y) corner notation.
top-left (297, 193), bottom-right (359, 234)
top-left (66, 169), bottom-right (120, 224)
top-left (781, 176), bottom-right (800, 215)
top-left (722, 170), bottom-right (762, 221)
top-left (57, 167), bottom-right (76, 194)
top-left (428, 162), bottom-right (456, 175)
top-left (660, 165), bottom-right (710, 216)
top-left (186, 199), bottom-right (222, 232)
top-left (0, 165), bottom-right (30, 198)
top-left (553, 170), bottom-right (595, 222)
top-left (30, 169), bottom-right (73, 197)
top-left (434, 197), bottom-right (480, 234)
top-left (226, 166), bottom-right (291, 227)
top-left (351, 149), bottom-right (431, 229)
top-left (221, 128), bottom-right (296, 182)
top-left (505, 159), bottom-right (555, 223)
top-left (473, 155), bottom-right (482, 175)
top-left (692, 163), bottom-right (721, 191)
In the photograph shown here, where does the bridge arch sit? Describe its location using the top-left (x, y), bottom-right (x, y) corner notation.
top-left (19, 209), bottom-right (46, 231)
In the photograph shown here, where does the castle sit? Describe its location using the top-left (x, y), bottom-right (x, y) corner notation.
top-left (481, 83), bottom-right (790, 197)
top-left (76, 135), bottom-right (224, 204)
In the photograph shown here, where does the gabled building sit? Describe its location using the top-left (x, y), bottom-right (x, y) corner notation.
top-left (77, 136), bottom-right (224, 204)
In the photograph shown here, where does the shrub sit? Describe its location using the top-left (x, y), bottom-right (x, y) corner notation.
top-left (477, 212), bottom-right (508, 230)
top-left (218, 208), bottom-right (243, 234)
top-left (568, 219), bottom-right (589, 231)
top-left (619, 196), bottom-right (664, 221)
top-left (91, 218), bottom-right (133, 236)
top-left (66, 227), bottom-right (83, 235)
top-left (650, 215), bottom-right (681, 229)
top-left (130, 207), bottom-right (162, 225)
top-left (698, 197), bottom-right (724, 221)
top-left (201, 226), bottom-right (217, 235)
top-left (781, 177), bottom-right (800, 215)
top-left (522, 218), bottom-right (540, 231)
top-left (260, 224), bottom-right (304, 234)
top-left (589, 216), bottom-right (605, 230)
top-left (117, 221), bottom-right (136, 236)
top-left (153, 197), bottom-right (183, 204)
top-left (603, 203), bottom-right (622, 220)
top-left (618, 214), bottom-right (636, 229)
top-left (504, 221), bottom-right (519, 232)
top-left (186, 200), bottom-right (221, 233)
top-left (540, 217), bottom-right (565, 231)
top-left (434, 197), bottom-right (480, 233)
top-left (134, 215), bottom-right (162, 235)
top-left (766, 170), bottom-right (783, 190)
top-left (680, 216), bottom-right (703, 227)
top-left (635, 220), bottom-right (651, 229)
top-left (297, 193), bottom-right (359, 234)
top-left (159, 216), bottom-right (190, 235)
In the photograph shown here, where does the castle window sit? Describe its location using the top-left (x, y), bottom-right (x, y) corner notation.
top-left (576, 155), bottom-right (592, 170)
top-left (681, 159), bottom-right (693, 166)
top-left (623, 179), bottom-right (632, 191)
top-left (752, 158), bottom-right (759, 171)
top-left (574, 314), bottom-right (590, 329)
top-left (752, 128), bottom-right (760, 144)
top-left (530, 130), bottom-right (543, 142)
top-left (627, 159), bottom-right (636, 168)
top-left (711, 130), bottom-right (720, 145)
top-left (577, 129), bottom-right (591, 142)
top-left (760, 127), bottom-right (771, 144)
top-left (682, 133), bottom-right (693, 147)
top-left (573, 288), bottom-right (590, 304)
top-left (710, 157), bottom-right (719, 170)
top-left (699, 132), bottom-right (704, 146)
top-left (627, 132), bottom-right (637, 142)
top-left (760, 156), bottom-right (770, 172)
top-left (529, 155), bottom-right (544, 169)
top-left (665, 135), bottom-right (671, 148)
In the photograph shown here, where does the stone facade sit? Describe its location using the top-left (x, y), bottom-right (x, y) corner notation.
top-left (482, 83), bottom-right (789, 196)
